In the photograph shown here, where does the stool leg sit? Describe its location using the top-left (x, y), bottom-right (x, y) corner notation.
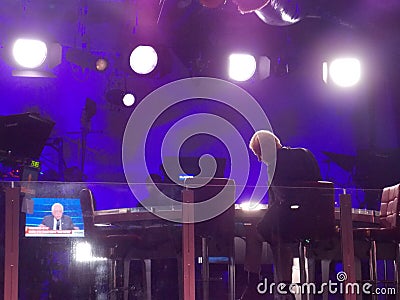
top-left (201, 237), bottom-right (209, 300)
top-left (369, 240), bottom-right (378, 300)
top-left (109, 259), bottom-right (118, 300)
top-left (144, 259), bottom-right (152, 300)
top-left (228, 254), bottom-right (235, 300)
top-left (299, 242), bottom-right (307, 300)
top-left (321, 259), bottom-right (331, 300)
top-left (369, 240), bottom-right (377, 282)
top-left (123, 259), bottom-right (131, 300)
top-left (307, 258), bottom-right (315, 300)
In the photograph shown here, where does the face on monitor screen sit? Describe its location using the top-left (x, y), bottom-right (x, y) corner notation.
top-left (25, 197), bottom-right (85, 238)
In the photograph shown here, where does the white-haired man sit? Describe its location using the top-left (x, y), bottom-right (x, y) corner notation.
top-left (242, 130), bottom-right (321, 300)
top-left (40, 203), bottom-right (78, 230)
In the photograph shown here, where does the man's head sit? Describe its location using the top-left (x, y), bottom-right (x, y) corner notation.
top-left (51, 203), bottom-right (64, 220)
top-left (249, 130), bottom-right (282, 164)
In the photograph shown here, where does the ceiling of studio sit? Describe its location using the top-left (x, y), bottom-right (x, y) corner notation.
top-left (1, 0), bottom-right (400, 72)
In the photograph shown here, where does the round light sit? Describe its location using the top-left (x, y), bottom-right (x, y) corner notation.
top-left (12, 38), bottom-right (48, 69)
top-left (329, 58), bottom-right (361, 87)
top-left (129, 45), bottom-right (158, 75)
top-left (123, 93), bottom-right (135, 107)
top-left (228, 53), bottom-right (257, 82)
top-left (95, 58), bottom-right (108, 71)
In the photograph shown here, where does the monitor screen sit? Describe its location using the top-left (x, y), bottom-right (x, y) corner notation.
top-left (25, 197), bottom-right (85, 238)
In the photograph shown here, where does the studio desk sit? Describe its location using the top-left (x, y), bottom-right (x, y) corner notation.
top-left (93, 204), bottom-right (379, 228)
top-left (92, 200), bottom-right (380, 300)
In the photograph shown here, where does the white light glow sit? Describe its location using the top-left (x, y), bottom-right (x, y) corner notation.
top-left (12, 39), bottom-right (47, 69)
top-left (280, 9), bottom-right (300, 24)
top-left (130, 45), bottom-right (158, 75)
top-left (329, 58), bottom-right (361, 87)
top-left (322, 61), bottom-right (328, 83)
top-left (228, 53), bottom-right (257, 82)
top-left (75, 242), bottom-right (93, 262)
top-left (239, 201), bottom-right (263, 211)
top-left (74, 242), bottom-right (107, 262)
top-left (123, 93), bottom-right (135, 107)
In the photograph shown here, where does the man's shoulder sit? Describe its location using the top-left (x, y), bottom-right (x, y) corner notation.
top-left (278, 147), bottom-right (315, 160)
top-left (275, 146), bottom-right (321, 181)
top-left (280, 146), bottom-right (310, 153)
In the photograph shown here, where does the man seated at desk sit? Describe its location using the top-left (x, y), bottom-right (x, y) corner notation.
top-left (242, 130), bottom-right (321, 300)
top-left (40, 203), bottom-right (78, 230)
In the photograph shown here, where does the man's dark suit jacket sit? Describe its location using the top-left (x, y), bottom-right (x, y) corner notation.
top-left (41, 215), bottom-right (76, 230)
top-left (257, 147), bottom-right (322, 243)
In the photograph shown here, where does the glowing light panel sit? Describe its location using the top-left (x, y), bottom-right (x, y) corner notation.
top-left (328, 58), bottom-right (361, 87)
top-left (12, 39), bottom-right (47, 69)
top-left (228, 53), bottom-right (257, 82)
top-left (129, 45), bottom-right (158, 75)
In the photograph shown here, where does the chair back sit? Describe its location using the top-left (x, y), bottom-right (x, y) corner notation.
top-left (379, 183), bottom-right (400, 229)
top-left (79, 188), bottom-right (96, 236)
top-left (184, 177), bottom-right (236, 256)
top-left (275, 180), bottom-right (336, 242)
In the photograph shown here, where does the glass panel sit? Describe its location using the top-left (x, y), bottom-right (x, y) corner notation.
top-left (0, 180), bottom-right (395, 299)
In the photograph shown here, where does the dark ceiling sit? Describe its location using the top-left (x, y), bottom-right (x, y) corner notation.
top-left (1, 0), bottom-right (400, 70)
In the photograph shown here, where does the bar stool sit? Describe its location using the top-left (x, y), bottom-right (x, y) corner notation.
top-left (79, 188), bottom-right (182, 300)
top-left (354, 183), bottom-right (400, 299)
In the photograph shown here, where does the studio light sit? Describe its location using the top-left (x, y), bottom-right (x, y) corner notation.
top-left (122, 93), bottom-right (135, 107)
top-left (323, 57), bottom-right (361, 87)
top-left (7, 37), bottom-right (62, 77)
top-left (106, 89), bottom-right (136, 107)
top-left (228, 53), bottom-right (257, 81)
top-left (95, 58), bottom-right (108, 71)
top-left (129, 45), bottom-right (158, 75)
top-left (12, 38), bottom-right (47, 69)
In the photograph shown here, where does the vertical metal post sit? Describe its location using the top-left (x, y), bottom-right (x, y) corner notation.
top-left (109, 258), bottom-right (117, 300)
top-left (339, 192), bottom-right (356, 300)
top-left (144, 259), bottom-right (152, 300)
top-left (182, 189), bottom-right (195, 300)
top-left (4, 186), bottom-right (20, 300)
top-left (201, 237), bottom-right (209, 300)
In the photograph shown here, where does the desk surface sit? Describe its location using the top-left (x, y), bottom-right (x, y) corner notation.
top-left (93, 205), bottom-right (380, 226)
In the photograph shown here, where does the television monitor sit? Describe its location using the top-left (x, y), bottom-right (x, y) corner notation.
top-left (25, 197), bottom-right (85, 238)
